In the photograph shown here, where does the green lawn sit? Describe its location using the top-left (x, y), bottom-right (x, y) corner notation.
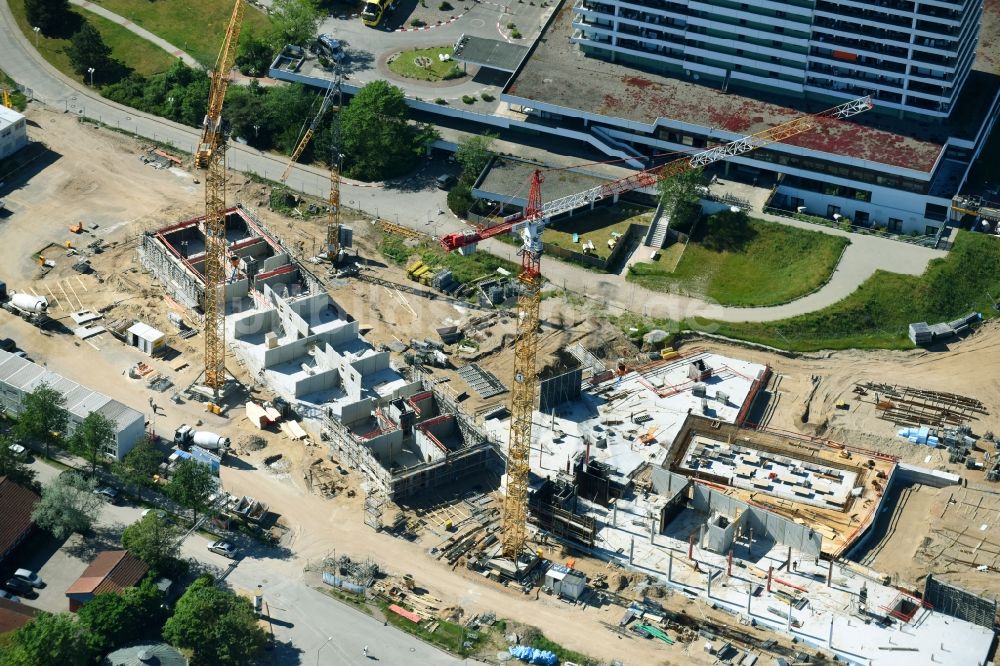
top-left (387, 47), bottom-right (463, 81)
top-left (380, 231), bottom-right (519, 285)
top-left (8, 4), bottom-right (175, 81)
top-left (0, 70), bottom-right (28, 111)
top-left (627, 213), bottom-right (848, 307)
top-left (618, 230), bottom-right (1000, 351)
top-left (543, 205), bottom-right (653, 260)
top-left (89, 0), bottom-right (272, 67)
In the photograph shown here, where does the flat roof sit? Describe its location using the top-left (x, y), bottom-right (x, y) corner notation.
top-left (504, 2), bottom-right (1000, 174)
top-left (453, 34), bottom-right (530, 73)
top-left (127, 322), bottom-right (164, 342)
top-left (0, 106), bottom-right (23, 127)
top-left (475, 156), bottom-right (609, 204)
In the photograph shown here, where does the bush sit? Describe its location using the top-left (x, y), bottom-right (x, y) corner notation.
top-left (462, 95), bottom-right (475, 104)
top-left (435, 98), bottom-right (448, 105)
top-left (481, 92), bottom-right (495, 102)
top-left (447, 182), bottom-right (475, 217)
top-left (411, 18), bottom-right (427, 26)
top-left (507, 21), bottom-right (516, 29)
top-left (439, 1), bottom-right (453, 8)
top-left (511, 29), bottom-right (523, 38)
top-left (442, 64), bottom-right (464, 80)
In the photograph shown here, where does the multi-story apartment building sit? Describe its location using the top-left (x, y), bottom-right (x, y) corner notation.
top-left (571, 0), bottom-right (983, 120)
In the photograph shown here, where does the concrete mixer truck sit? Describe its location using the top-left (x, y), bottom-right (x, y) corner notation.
top-left (2, 290), bottom-right (50, 327)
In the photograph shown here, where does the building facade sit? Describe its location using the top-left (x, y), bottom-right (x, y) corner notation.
top-left (571, 0), bottom-right (983, 119)
top-left (0, 107), bottom-right (28, 161)
top-left (0, 350), bottom-right (146, 460)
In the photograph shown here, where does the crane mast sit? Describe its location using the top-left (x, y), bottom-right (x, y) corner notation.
top-left (327, 71), bottom-right (344, 262)
top-left (440, 96), bottom-right (873, 561)
top-left (197, 0), bottom-right (246, 397)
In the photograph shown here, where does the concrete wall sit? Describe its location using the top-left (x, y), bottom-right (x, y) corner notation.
top-left (231, 309), bottom-right (277, 341)
top-left (414, 429), bottom-right (447, 463)
top-left (365, 430), bottom-right (404, 469)
top-left (651, 467), bottom-right (690, 498)
top-left (293, 367), bottom-right (340, 398)
top-left (692, 484), bottom-right (822, 557)
top-left (339, 398), bottom-right (373, 427)
top-left (895, 463), bottom-right (961, 488)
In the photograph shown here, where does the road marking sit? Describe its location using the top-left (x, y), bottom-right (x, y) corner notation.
top-left (65, 279), bottom-right (84, 309)
top-left (75, 275), bottom-right (89, 292)
top-left (58, 281), bottom-right (73, 311)
top-left (86, 338), bottom-right (101, 351)
top-left (394, 289), bottom-right (417, 318)
top-left (41, 285), bottom-right (59, 309)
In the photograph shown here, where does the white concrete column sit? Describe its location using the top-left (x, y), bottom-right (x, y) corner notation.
top-left (667, 550), bottom-right (673, 582)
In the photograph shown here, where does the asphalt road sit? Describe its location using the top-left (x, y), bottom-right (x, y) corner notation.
top-left (24, 456), bottom-right (465, 665)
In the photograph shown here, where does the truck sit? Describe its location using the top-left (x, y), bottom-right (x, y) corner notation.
top-left (173, 424), bottom-right (230, 453)
top-left (361, 0), bottom-right (393, 27)
top-left (2, 290), bottom-right (50, 327)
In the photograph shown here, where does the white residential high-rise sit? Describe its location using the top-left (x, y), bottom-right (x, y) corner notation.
top-left (572, 0), bottom-right (983, 118)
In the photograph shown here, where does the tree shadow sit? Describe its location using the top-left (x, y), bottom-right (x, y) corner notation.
top-left (266, 637), bottom-right (305, 664)
top-left (337, 46), bottom-right (376, 77)
top-left (44, 11), bottom-right (85, 39)
top-left (697, 210), bottom-right (757, 252)
top-left (65, 524), bottom-right (124, 560)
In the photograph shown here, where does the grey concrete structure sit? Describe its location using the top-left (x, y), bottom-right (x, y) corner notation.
top-left (0, 106), bottom-right (27, 160)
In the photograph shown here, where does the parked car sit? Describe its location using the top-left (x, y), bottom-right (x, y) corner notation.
top-left (94, 486), bottom-right (120, 504)
top-left (207, 541), bottom-right (238, 559)
top-left (435, 174), bottom-right (457, 190)
top-left (0, 590), bottom-right (19, 603)
top-left (141, 509), bottom-right (167, 521)
top-left (13, 569), bottom-right (43, 588)
top-left (0, 338), bottom-right (15, 353)
top-left (3, 578), bottom-right (35, 598)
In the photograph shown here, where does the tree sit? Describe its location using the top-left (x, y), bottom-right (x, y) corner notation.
top-left (340, 81), bottom-right (439, 181)
top-left (446, 182), bottom-right (475, 217)
top-left (454, 133), bottom-right (497, 184)
top-left (268, 0), bottom-right (320, 51)
top-left (77, 579), bottom-right (167, 655)
top-left (657, 167), bottom-right (707, 217)
top-left (66, 22), bottom-right (112, 81)
top-left (70, 411), bottom-right (116, 476)
top-left (122, 513), bottom-right (181, 575)
top-left (23, 0), bottom-right (71, 36)
top-left (163, 575), bottom-right (266, 666)
top-left (236, 29), bottom-right (274, 78)
top-left (166, 459), bottom-right (215, 526)
top-left (0, 434), bottom-right (38, 491)
top-left (3, 612), bottom-right (92, 666)
top-left (31, 472), bottom-right (102, 540)
top-left (112, 437), bottom-right (163, 494)
top-left (14, 382), bottom-right (68, 459)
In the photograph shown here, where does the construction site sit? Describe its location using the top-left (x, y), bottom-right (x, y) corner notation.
top-left (3, 10), bottom-right (1000, 661)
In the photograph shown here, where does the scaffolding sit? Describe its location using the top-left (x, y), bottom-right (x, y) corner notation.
top-left (861, 382), bottom-right (989, 427)
top-left (364, 491), bottom-right (385, 531)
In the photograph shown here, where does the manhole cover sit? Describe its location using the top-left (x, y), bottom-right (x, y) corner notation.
top-left (414, 56), bottom-right (433, 67)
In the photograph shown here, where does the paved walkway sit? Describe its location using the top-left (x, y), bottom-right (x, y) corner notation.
top-left (69, 0), bottom-right (200, 68)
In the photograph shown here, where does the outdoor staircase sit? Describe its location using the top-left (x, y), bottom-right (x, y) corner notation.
top-left (644, 200), bottom-right (671, 249)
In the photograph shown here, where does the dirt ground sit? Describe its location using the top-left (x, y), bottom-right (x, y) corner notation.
top-left (6, 108), bottom-right (1000, 663)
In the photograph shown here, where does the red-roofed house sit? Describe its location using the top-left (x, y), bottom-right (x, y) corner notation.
top-left (0, 597), bottom-right (39, 634)
top-left (65, 550), bottom-right (148, 612)
top-left (0, 476), bottom-right (40, 565)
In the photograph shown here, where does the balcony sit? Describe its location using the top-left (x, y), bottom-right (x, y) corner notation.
top-left (808, 62), bottom-right (904, 87)
top-left (813, 15), bottom-right (911, 44)
top-left (815, 0), bottom-right (912, 27)
top-left (811, 31), bottom-right (908, 59)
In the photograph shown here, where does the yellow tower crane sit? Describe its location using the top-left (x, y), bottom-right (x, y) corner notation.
top-left (195, 0), bottom-right (245, 397)
top-left (440, 96), bottom-right (873, 561)
top-left (280, 75), bottom-right (341, 182)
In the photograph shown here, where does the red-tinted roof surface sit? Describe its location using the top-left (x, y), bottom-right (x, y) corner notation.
top-left (0, 597), bottom-right (38, 634)
top-left (0, 477), bottom-right (40, 559)
top-left (66, 550), bottom-right (148, 597)
top-left (504, 1), bottom-right (1000, 173)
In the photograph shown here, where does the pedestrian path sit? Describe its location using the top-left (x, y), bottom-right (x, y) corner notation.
top-left (70, 0), bottom-right (200, 68)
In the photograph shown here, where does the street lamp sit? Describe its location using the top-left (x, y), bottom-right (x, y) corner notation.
top-left (87, 67), bottom-right (95, 86)
top-left (316, 636), bottom-right (333, 666)
top-left (32, 26), bottom-right (39, 46)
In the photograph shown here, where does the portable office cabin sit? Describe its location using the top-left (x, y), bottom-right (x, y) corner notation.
top-left (545, 564), bottom-right (586, 601)
top-left (127, 322), bottom-right (165, 356)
